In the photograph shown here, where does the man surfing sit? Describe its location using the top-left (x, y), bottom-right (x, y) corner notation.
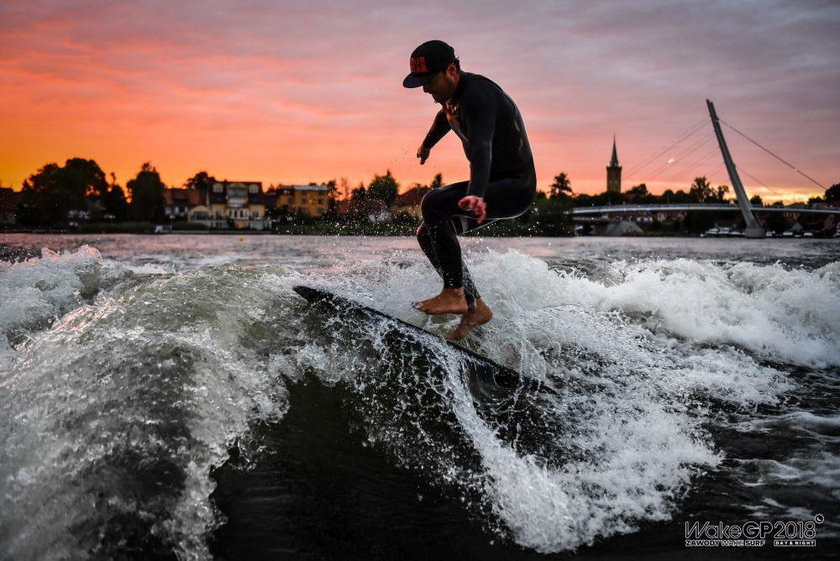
top-left (403, 40), bottom-right (536, 340)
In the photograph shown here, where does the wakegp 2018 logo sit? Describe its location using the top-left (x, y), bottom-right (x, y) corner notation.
top-left (684, 514), bottom-right (824, 548)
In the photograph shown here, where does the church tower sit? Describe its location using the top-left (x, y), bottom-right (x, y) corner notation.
top-left (606, 136), bottom-right (622, 194)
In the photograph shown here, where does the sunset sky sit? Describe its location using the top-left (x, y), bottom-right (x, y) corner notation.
top-left (1, 0), bottom-right (838, 202)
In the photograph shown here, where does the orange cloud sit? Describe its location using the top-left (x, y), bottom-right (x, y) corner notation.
top-left (1, 1), bottom-right (835, 203)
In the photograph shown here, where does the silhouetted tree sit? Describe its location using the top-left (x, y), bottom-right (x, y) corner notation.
top-left (322, 178), bottom-right (337, 197)
top-left (335, 178), bottom-right (351, 201)
top-left (549, 172), bottom-right (572, 199)
top-left (64, 157), bottom-right (109, 199)
top-left (689, 176), bottom-right (714, 203)
top-left (127, 162), bottom-right (166, 222)
top-left (367, 170), bottom-right (399, 206)
top-left (17, 158), bottom-right (109, 227)
top-left (750, 195), bottom-right (764, 206)
top-left (672, 189), bottom-right (693, 204)
top-left (185, 171), bottom-right (216, 190)
top-left (825, 182), bottom-right (840, 203)
top-left (18, 164), bottom-right (66, 226)
top-left (626, 183), bottom-right (651, 203)
top-left (350, 183), bottom-right (367, 202)
top-left (430, 173), bottom-right (443, 190)
top-left (627, 183), bottom-right (648, 197)
top-left (101, 172), bottom-right (128, 221)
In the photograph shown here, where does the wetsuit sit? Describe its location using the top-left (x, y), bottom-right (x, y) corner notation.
top-left (417, 71), bottom-right (536, 304)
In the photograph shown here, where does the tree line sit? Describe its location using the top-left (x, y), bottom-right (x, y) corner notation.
top-left (9, 156), bottom-right (840, 231)
top-left (16, 159), bottom-right (167, 227)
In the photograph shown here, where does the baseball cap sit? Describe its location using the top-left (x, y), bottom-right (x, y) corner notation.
top-left (402, 40), bottom-right (456, 88)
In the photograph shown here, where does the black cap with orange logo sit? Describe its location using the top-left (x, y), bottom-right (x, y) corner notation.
top-left (402, 40), bottom-right (457, 88)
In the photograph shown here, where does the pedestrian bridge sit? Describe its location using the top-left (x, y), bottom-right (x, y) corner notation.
top-left (571, 204), bottom-right (840, 217)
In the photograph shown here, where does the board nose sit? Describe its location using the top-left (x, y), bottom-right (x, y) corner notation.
top-left (293, 285), bottom-right (322, 302)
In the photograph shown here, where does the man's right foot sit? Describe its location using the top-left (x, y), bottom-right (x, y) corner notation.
top-left (446, 299), bottom-right (493, 341)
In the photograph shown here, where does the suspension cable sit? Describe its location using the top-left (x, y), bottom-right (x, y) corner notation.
top-left (734, 165), bottom-right (787, 200)
top-left (720, 119), bottom-right (825, 189)
top-left (643, 132), bottom-right (717, 183)
top-left (624, 117), bottom-right (708, 178)
top-left (664, 146), bottom-right (721, 185)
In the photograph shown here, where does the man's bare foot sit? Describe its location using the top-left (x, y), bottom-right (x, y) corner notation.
top-left (446, 299), bottom-right (493, 341)
top-left (412, 288), bottom-right (469, 315)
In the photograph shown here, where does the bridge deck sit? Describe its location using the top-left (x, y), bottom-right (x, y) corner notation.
top-left (570, 204), bottom-right (840, 216)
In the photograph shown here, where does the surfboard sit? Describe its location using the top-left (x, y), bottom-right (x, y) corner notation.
top-left (292, 285), bottom-right (524, 390)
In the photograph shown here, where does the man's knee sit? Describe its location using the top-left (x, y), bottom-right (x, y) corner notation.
top-left (419, 190), bottom-right (435, 221)
top-left (420, 189), bottom-right (451, 223)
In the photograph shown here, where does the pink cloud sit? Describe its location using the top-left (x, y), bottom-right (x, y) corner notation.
top-left (0, 0), bottom-right (837, 200)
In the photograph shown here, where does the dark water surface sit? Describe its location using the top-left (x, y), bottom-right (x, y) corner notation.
top-left (1, 234), bottom-right (838, 560)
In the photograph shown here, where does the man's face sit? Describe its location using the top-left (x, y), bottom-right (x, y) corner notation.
top-left (422, 64), bottom-right (458, 104)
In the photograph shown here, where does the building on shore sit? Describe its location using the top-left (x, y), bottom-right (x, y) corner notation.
top-left (607, 136), bottom-right (621, 194)
top-left (207, 181), bottom-right (270, 229)
top-left (164, 181), bottom-right (331, 229)
top-left (276, 184), bottom-right (331, 217)
top-left (163, 188), bottom-right (203, 222)
top-left (165, 181), bottom-right (270, 229)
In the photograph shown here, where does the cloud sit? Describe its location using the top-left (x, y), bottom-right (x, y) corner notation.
top-left (0, 0), bottom-right (837, 197)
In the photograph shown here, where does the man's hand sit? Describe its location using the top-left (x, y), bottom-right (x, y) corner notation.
top-left (458, 195), bottom-right (486, 224)
top-left (417, 144), bottom-right (430, 165)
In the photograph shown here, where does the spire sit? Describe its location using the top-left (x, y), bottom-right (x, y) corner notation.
top-left (606, 135), bottom-right (622, 194)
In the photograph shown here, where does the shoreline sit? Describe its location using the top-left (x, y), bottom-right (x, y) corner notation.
top-left (3, 229), bottom-right (836, 238)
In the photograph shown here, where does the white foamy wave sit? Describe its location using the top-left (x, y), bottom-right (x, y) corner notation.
top-left (0, 246), bottom-right (126, 370)
top-left (304, 249), bottom-right (794, 552)
top-left (0, 266), bottom-right (297, 560)
top-left (2, 241), bottom-right (829, 557)
top-left (535, 257), bottom-right (839, 368)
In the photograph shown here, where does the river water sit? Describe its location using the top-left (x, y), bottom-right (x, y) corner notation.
top-left (0, 233), bottom-right (838, 560)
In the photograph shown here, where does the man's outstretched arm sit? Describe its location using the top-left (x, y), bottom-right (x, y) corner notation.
top-left (418, 109), bottom-right (450, 164)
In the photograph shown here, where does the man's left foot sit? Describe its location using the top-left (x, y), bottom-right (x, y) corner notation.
top-left (412, 288), bottom-right (468, 315)
top-left (446, 299), bottom-right (493, 341)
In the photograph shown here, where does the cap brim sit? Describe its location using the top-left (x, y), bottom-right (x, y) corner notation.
top-left (403, 72), bottom-right (435, 88)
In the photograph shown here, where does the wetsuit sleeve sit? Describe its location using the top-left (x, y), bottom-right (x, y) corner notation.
top-left (462, 86), bottom-right (497, 198)
top-left (422, 109), bottom-right (450, 149)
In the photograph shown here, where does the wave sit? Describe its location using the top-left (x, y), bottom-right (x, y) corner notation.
top-left (0, 245), bottom-right (829, 557)
top-left (1, 256), bottom-right (292, 560)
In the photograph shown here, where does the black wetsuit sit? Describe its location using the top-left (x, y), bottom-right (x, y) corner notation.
top-left (417, 71), bottom-right (536, 304)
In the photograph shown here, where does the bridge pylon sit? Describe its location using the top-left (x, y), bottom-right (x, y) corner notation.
top-left (707, 100), bottom-right (765, 238)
